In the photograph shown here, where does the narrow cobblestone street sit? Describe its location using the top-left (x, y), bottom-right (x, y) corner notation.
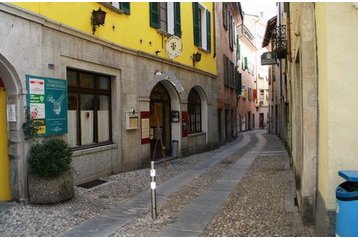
top-left (0, 130), bottom-right (312, 237)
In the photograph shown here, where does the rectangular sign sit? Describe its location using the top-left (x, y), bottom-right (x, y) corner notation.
top-left (26, 75), bottom-right (68, 136)
top-left (261, 52), bottom-right (278, 65)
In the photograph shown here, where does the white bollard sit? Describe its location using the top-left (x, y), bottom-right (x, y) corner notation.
top-left (150, 161), bottom-right (157, 219)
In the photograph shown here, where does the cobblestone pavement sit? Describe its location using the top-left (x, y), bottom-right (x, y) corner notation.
top-left (201, 134), bottom-right (313, 237)
top-left (0, 131), bottom-right (313, 237)
top-left (0, 146), bottom-right (222, 236)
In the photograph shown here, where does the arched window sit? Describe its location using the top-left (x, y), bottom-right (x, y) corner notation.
top-left (188, 89), bottom-right (201, 133)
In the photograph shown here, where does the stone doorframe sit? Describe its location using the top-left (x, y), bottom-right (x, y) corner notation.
top-left (0, 54), bottom-right (28, 203)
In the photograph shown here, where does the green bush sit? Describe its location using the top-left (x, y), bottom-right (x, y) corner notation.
top-left (28, 138), bottom-right (73, 178)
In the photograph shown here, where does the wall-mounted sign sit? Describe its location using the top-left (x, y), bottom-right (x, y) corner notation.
top-left (165, 36), bottom-right (183, 59)
top-left (261, 52), bottom-right (278, 65)
top-left (141, 111), bottom-right (150, 144)
top-left (26, 75), bottom-right (68, 136)
top-left (126, 111), bottom-right (139, 130)
top-left (171, 110), bottom-right (180, 122)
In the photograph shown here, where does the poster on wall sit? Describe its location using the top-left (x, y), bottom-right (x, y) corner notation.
top-left (141, 111), bottom-right (150, 144)
top-left (26, 75), bottom-right (68, 136)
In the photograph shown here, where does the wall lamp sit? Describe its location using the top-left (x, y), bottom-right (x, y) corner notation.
top-left (192, 51), bottom-right (202, 66)
top-left (91, 7), bottom-right (107, 35)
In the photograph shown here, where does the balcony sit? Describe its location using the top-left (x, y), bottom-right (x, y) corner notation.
top-left (271, 25), bottom-right (287, 59)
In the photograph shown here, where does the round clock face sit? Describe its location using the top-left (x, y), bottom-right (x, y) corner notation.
top-left (165, 36), bottom-right (183, 59)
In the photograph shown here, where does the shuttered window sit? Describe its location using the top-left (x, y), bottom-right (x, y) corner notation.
top-left (150, 2), bottom-right (181, 37)
top-left (192, 2), bottom-right (211, 51)
top-left (119, 2), bottom-right (130, 14)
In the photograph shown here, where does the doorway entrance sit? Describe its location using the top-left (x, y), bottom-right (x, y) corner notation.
top-left (150, 83), bottom-right (171, 159)
top-left (0, 79), bottom-right (11, 201)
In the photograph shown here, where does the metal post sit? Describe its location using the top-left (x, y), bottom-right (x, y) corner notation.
top-left (150, 161), bottom-right (157, 219)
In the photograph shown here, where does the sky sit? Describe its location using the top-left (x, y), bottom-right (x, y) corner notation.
top-left (240, 1), bottom-right (277, 21)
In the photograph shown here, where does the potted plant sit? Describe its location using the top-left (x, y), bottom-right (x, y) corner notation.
top-left (27, 138), bottom-right (74, 204)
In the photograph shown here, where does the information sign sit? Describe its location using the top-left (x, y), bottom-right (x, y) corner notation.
top-left (26, 75), bottom-right (68, 136)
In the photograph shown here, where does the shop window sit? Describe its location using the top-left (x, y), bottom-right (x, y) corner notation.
top-left (188, 88), bottom-right (201, 134)
top-left (67, 69), bottom-right (112, 148)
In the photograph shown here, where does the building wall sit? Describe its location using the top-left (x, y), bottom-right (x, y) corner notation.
top-left (315, 2), bottom-right (358, 235)
top-left (12, 2), bottom-right (217, 76)
top-left (215, 3), bottom-right (241, 144)
top-left (0, 2), bottom-right (219, 202)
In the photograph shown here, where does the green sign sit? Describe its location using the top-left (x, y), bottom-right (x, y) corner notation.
top-left (261, 52), bottom-right (278, 66)
top-left (26, 75), bottom-right (68, 136)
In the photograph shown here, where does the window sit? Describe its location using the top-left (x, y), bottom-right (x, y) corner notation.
top-left (67, 69), bottom-right (112, 148)
top-left (188, 89), bottom-right (201, 134)
top-left (193, 2), bottom-right (211, 51)
top-left (108, 2), bottom-right (130, 14)
top-left (150, 2), bottom-right (181, 37)
top-left (235, 71), bottom-right (242, 96)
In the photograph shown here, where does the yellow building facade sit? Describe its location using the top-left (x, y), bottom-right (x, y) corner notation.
top-left (13, 2), bottom-right (216, 75)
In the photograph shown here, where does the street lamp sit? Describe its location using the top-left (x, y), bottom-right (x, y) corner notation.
top-left (91, 7), bottom-right (107, 35)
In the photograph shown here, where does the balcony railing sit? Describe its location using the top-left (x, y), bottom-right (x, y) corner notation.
top-left (271, 25), bottom-right (287, 59)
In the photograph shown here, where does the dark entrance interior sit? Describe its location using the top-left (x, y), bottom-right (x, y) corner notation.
top-left (150, 83), bottom-right (171, 159)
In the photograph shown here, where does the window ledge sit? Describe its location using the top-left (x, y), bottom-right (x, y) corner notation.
top-left (100, 3), bottom-right (127, 15)
top-left (156, 29), bottom-right (173, 37)
top-left (72, 143), bottom-right (118, 157)
top-left (197, 47), bottom-right (211, 54)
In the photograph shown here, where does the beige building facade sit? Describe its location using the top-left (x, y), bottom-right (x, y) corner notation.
top-left (264, 2), bottom-right (358, 236)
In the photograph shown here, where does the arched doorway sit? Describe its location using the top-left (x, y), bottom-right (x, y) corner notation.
top-left (0, 77), bottom-right (11, 201)
top-left (150, 83), bottom-right (171, 159)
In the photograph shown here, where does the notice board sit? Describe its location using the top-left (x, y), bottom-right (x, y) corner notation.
top-left (26, 75), bottom-right (68, 136)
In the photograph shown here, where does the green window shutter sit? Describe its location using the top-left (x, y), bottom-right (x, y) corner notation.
top-left (150, 2), bottom-right (159, 29)
top-left (236, 35), bottom-right (240, 60)
top-left (119, 2), bottom-right (130, 14)
top-left (244, 57), bottom-right (248, 70)
top-left (206, 10), bottom-right (211, 52)
top-left (174, 2), bottom-right (181, 37)
top-left (223, 3), bottom-right (227, 30)
top-left (193, 2), bottom-right (199, 47)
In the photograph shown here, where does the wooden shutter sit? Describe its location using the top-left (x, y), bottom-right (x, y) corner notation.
top-left (193, 2), bottom-right (199, 46)
top-left (150, 2), bottom-right (159, 29)
top-left (229, 14), bottom-right (233, 50)
top-left (174, 2), bottom-right (181, 37)
top-left (223, 3), bottom-right (228, 30)
top-left (236, 35), bottom-right (240, 61)
top-left (119, 2), bottom-right (130, 14)
top-left (244, 57), bottom-right (248, 70)
top-left (235, 71), bottom-right (242, 95)
top-left (206, 10), bottom-right (211, 52)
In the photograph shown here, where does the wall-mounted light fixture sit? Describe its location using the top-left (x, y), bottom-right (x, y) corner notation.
top-left (91, 7), bottom-right (107, 35)
top-left (192, 52), bottom-right (202, 66)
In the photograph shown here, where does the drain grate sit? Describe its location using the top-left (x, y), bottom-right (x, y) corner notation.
top-left (77, 179), bottom-right (108, 189)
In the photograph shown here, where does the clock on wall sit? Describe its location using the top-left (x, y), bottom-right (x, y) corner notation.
top-left (165, 36), bottom-right (183, 59)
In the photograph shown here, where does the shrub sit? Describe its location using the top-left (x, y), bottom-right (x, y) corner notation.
top-left (28, 138), bottom-right (73, 178)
